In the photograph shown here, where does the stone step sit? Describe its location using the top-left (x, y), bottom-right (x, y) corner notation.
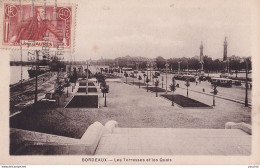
top-left (110, 128), bottom-right (249, 137)
top-left (96, 128), bottom-right (251, 155)
top-left (10, 128), bottom-right (81, 146)
top-left (14, 144), bottom-right (92, 155)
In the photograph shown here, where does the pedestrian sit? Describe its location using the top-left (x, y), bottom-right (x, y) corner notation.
top-left (203, 88), bottom-right (205, 92)
top-left (196, 81), bottom-right (198, 85)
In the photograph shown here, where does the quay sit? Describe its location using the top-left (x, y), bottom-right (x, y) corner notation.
top-left (9, 71), bottom-right (62, 115)
top-left (9, 70), bottom-right (251, 155)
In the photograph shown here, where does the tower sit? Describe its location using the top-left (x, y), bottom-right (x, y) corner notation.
top-left (199, 41), bottom-right (204, 71)
top-left (223, 37), bottom-right (228, 61)
top-left (200, 41), bottom-right (203, 62)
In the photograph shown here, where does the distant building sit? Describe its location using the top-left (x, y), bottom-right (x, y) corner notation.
top-left (66, 64), bottom-right (110, 77)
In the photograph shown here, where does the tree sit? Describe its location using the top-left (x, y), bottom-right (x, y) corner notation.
top-left (101, 83), bottom-right (109, 107)
top-left (124, 72), bottom-right (128, 84)
top-left (188, 57), bottom-right (200, 70)
top-left (138, 75), bottom-right (142, 88)
top-left (95, 72), bottom-right (103, 86)
top-left (185, 79), bottom-right (190, 97)
top-left (96, 73), bottom-right (105, 89)
top-left (203, 56), bottom-right (213, 72)
top-left (155, 56), bottom-right (166, 69)
top-left (170, 77), bottom-right (176, 106)
top-left (155, 79), bottom-right (159, 97)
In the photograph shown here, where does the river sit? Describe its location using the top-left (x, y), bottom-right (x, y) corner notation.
top-left (10, 66), bottom-right (30, 85)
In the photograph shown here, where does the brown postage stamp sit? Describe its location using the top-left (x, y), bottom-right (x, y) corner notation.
top-left (0, 0), bottom-right (77, 51)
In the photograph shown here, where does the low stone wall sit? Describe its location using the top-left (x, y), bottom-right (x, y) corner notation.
top-left (10, 120), bottom-right (118, 155)
top-left (225, 122), bottom-right (251, 135)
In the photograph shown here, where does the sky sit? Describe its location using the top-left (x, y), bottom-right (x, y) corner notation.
top-left (8, 0), bottom-right (253, 61)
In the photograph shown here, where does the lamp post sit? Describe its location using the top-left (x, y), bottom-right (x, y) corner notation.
top-left (138, 75), bottom-right (142, 88)
top-left (165, 63), bottom-right (169, 94)
top-left (227, 59), bottom-right (230, 73)
top-left (185, 79), bottom-right (190, 97)
top-left (187, 63), bottom-right (189, 74)
top-left (146, 76), bottom-right (149, 92)
top-left (146, 63), bottom-right (149, 82)
top-left (86, 61), bottom-right (89, 94)
top-left (150, 62), bottom-right (152, 81)
top-left (146, 63), bottom-right (149, 92)
top-left (155, 79), bottom-right (159, 97)
top-left (212, 83), bottom-right (218, 106)
top-left (245, 59), bottom-right (248, 107)
top-left (170, 77), bottom-right (176, 106)
top-left (34, 50), bottom-right (39, 104)
top-left (162, 76), bottom-right (164, 88)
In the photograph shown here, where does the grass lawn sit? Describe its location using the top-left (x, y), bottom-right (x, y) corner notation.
top-left (77, 87), bottom-right (97, 93)
top-left (161, 94), bottom-right (212, 108)
top-left (10, 80), bottom-right (251, 140)
top-left (130, 82), bottom-right (150, 87)
top-left (66, 95), bottom-right (99, 108)
top-left (10, 101), bottom-right (90, 139)
top-left (79, 82), bottom-right (95, 86)
top-left (146, 87), bottom-right (167, 92)
top-left (126, 82), bottom-right (151, 86)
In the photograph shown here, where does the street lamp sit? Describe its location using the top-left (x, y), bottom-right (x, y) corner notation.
top-left (185, 79), bottom-right (190, 97)
top-left (165, 63), bottom-right (169, 94)
top-left (212, 82), bottom-right (218, 106)
top-left (146, 63), bottom-right (150, 92)
top-left (150, 62), bottom-right (152, 81)
top-left (245, 58), bottom-right (249, 107)
top-left (155, 79), bottom-right (159, 97)
top-left (86, 61), bottom-right (89, 94)
top-left (170, 77), bottom-right (176, 106)
top-left (187, 63), bottom-right (189, 74)
top-left (146, 63), bottom-right (149, 81)
top-left (162, 76), bottom-right (164, 88)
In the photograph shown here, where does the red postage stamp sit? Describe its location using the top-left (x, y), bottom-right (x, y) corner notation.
top-left (0, 0), bottom-right (76, 51)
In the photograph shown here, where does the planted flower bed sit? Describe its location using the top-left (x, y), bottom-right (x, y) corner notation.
top-left (146, 87), bottom-right (167, 92)
top-left (79, 82), bottom-right (95, 86)
top-left (77, 87), bottom-right (97, 93)
top-left (66, 95), bottom-right (98, 108)
top-left (161, 94), bottom-right (212, 108)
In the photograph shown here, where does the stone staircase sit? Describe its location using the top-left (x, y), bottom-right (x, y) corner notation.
top-left (10, 121), bottom-right (251, 155)
top-left (95, 127), bottom-right (251, 155)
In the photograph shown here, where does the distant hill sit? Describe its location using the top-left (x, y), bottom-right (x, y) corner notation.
top-left (115, 55), bottom-right (154, 62)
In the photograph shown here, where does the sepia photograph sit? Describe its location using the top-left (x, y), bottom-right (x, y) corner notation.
top-left (0, 0), bottom-right (259, 165)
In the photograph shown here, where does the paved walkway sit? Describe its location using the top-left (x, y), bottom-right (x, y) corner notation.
top-left (137, 72), bottom-right (252, 104)
top-left (95, 128), bottom-right (251, 155)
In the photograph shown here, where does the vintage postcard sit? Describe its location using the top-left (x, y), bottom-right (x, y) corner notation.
top-left (0, 0), bottom-right (259, 165)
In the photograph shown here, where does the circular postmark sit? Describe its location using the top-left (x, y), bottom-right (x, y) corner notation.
top-left (5, 4), bottom-right (18, 17)
top-left (58, 7), bottom-right (71, 20)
